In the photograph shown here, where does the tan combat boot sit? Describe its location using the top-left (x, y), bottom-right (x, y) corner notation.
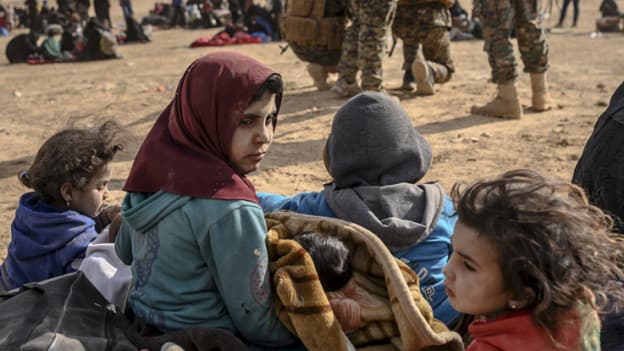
top-left (530, 72), bottom-right (553, 112)
top-left (471, 82), bottom-right (523, 119)
top-left (412, 60), bottom-right (448, 95)
top-left (307, 63), bottom-right (331, 91)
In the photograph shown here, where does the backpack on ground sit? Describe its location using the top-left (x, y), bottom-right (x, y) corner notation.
top-left (279, 0), bottom-right (346, 51)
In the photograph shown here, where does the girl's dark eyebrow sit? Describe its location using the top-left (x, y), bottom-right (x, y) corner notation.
top-left (456, 250), bottom-right (480, 268)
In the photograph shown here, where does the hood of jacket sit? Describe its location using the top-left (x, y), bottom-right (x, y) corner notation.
top-left (122, 191), bottom-right (192, 233)
top-left (322, 92), bottom-right (444, 251)
top-left (323, 182), bottom-right (444, 252)
top-left (10, 192), bottom-right (96, 260)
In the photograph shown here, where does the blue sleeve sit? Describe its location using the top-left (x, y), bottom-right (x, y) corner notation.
top-left (114, 220), bottom-right (133, 265)
top-left (437, 196), bottom-right (457, 245)
top-left (257, 191), bottom-right (336, 217)
top-left (58, 229), bottom-right (97, 274)
top-left (200, 204), bottom-right (297, 347)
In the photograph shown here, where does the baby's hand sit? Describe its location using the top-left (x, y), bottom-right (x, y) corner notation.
top-left (94, 204), bottom-right (122, 233)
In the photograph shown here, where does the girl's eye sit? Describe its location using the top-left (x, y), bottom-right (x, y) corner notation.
top-left (239, 117), bottom-right (254, 126)
top-left (265, 113), bottom-right (276, 126)
top-left (463, 262), bottom-right (476, 272)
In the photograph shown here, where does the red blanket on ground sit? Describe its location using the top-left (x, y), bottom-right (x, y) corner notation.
top-left (190, 30), bottom-right (262, 47)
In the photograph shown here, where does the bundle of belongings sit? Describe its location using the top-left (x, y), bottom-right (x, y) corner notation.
top-left (117, 15), bottom-right (151, 44)
top-left (189, 23), bottom-right (263, 47)
top-left (265, 211), bottom-right (465, 351)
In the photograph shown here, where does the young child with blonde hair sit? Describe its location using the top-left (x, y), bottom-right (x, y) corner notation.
top-left (444, 169), bottom-right (624, 350)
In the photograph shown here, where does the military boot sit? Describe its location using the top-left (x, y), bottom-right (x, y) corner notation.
top-left (331, 78), bottom-right (361, 97)
top-left (307, 63), bottom-right (331, 91)
top-left (471, 82), bottom-right (523, 119)
top-left (401, 69), bottom-right (416, 91)
top-left (530, 72), bottom-right (553, 112)
top-left (412, 60), bottom-right (449, 95)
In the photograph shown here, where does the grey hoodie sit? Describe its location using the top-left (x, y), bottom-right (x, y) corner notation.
top-left (323, 92), bottom-right (445, 252)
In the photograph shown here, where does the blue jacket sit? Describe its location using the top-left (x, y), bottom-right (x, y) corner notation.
top-left (258, 191), bottom-right (459, 326)
top-left (0, 192), bottom-right (98, 290)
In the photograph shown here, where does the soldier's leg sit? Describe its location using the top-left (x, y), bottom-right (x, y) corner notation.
top-left (358, 0), bottom-right (397, 90)
top-left (412, 5), bottom-right (453, 95)
top-left (481, 0), bottom-right (516, 84)
top-left (515, 0), bottom-right (552, 111)
top-left (392, 4), bottom-right (419, 90)
top-left (515, 0), bottom-right (548, 76)
top-left (421, 27), bottom-right (454, 84)
top-left (470, 0), bottom-right (522, 118)
top-left (336, 0), bottom-right (360, 85)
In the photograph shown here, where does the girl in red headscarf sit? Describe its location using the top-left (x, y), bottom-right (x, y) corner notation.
top-left (114, 51), bottom-right (297, 348)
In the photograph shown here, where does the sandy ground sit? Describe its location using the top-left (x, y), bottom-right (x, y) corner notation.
top-left (1, 0), bottom-right (623, 260)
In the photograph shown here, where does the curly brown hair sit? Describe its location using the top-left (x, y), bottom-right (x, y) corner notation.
top-left (18, 121), bottom-right (124, 204)
top-left (450, 169), bottom-right (624, 336)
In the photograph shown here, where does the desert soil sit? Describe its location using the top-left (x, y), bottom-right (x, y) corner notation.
top-left (1, 0), bottom-right (623, 259)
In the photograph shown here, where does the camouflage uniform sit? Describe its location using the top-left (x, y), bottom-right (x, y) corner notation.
top-left (477, 0), bottom-right (548, 84)
top-left (392, 1), bottom-right (454, 83)
top-left (336, 0), bottom-right (398, 90)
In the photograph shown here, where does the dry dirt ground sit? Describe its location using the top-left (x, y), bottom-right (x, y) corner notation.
top-left (1, 0), bottom-right (623, 260)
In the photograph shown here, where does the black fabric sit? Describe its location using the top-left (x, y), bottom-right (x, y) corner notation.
top-left (81, 17), bottom-right (116, 60)
top-left (572, 82), bottom-right (624, 233)
top-left (124, 15), bottom-right (149, 42)
top-left (0, 272), bottom-right (135, 351)
top-left (5, 32), bottom-right (40, 63)
top-left (600, 290), bottom-right (624, 351)
top-left (124, 314), bottom-right (248, 351)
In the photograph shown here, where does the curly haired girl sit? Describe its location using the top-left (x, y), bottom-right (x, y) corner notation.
top-left (0, 121), bottom-right (124, 291)
top-left (443, 169), bottom-right (624, 350)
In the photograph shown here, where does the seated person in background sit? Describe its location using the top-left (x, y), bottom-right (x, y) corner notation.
top-left (597, 0), bottom-right (622, 32)
top-left (81, 17), bottom-right (120, 60)
top-left (0, 121), bottom-right (124, 291)
top-left (449, 0), bottom-right (482, 41)
top-left (258, 92), bottom-right (459, 328)
top-left (5, 31), bottom-right (40, 63)
top-left (39, 24), bottom-right (72, 60)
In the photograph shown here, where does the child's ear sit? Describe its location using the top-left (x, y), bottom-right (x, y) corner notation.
top-left (59, 182), bottom-right (74, 204)
top-left (508, 287), bottom-right (536, 310)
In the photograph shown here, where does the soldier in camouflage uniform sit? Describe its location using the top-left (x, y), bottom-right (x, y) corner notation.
top-left (280, 0), bottom-right (347, 90)
top-left (331, 0), bottom-right (398, 96)
top-left (392, 0), bottom-right (454, 95)
top-left (470, 0), bottom-right (552, 119)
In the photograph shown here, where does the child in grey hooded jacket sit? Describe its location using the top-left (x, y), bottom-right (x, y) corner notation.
top-left (258, 92), bottom-right (459, 327)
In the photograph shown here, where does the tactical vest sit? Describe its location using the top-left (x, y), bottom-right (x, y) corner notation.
top-left (397, 0), bottom-right (454, 8)
top-left (279, 0), bottom-right (346, 50)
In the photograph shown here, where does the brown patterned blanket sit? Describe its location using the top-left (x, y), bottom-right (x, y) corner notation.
top-left (265, 211), bottom-right (464, 351)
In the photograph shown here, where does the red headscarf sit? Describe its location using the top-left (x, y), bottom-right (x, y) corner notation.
top-left (123, 51), bottom-right (281, 203)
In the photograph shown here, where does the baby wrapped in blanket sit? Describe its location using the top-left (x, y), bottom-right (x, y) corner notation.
top-left (294, 232), bottom-right (388, 334)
